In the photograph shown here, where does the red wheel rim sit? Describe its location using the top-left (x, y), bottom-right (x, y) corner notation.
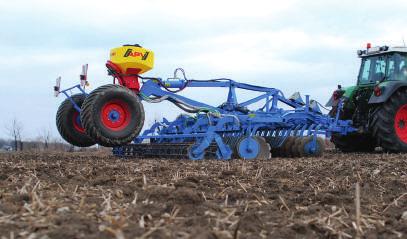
top-left (72, 111), bottom-right (85, 133)
top-left (100, 100), bottom-right (131, 131)
top-left (394, 104), bottom-right (407, 143)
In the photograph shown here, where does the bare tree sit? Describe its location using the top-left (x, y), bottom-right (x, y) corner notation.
top-left (38, 127), bottom-right (51, 150)
top-left (5, 117), bottom-right (23, 151)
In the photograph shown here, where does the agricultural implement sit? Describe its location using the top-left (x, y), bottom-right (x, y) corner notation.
top-left (55, 44), bottom-right (358, 160)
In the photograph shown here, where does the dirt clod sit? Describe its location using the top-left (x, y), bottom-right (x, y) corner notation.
top-left (170, 187), bottom-right (203, 205)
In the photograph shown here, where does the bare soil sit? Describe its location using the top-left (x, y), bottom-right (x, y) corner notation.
top-left (0, 151), bottom-right (406, 239)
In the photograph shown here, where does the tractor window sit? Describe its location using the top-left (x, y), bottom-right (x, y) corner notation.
top-left (371, 57), bottom-right (386, 83)
top-left (387, 60), bottom-right (395, 79)
top-left (387, 53), bottom-right (407, 81)
top-left (358, 56), bottom-right (386, 85)
top-left (400, 61), bottom-right (405, 70)
top-left (359, 58), bottom-right (371, 84)
top-left (397, 56), bottom-right (407, 81)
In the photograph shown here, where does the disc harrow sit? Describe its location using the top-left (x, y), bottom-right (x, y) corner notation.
top-left (109, 76), bottom-right (356, 160)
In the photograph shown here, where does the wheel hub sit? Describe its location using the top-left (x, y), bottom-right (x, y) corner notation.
top-left (72, 111), bottom-right (85, 133)
top-left (394, 104), bottom-right (407, 143)
top-left (101, 100), bottom-right (131, 131)
top-left (108, 110), bottom-right (120, 122)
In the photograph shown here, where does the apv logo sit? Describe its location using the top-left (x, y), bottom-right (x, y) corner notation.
top-left (123, 49), bottom-right (149, 60)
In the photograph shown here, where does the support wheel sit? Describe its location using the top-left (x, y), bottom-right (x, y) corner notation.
top-left (371, 89), bottom-right (407, 152)
top-left (81, 84), bottom-right (145, 147)
top-left (56, 94), bottom-right (95, 147)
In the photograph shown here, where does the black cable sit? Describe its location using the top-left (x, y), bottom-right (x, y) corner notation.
top-left (173, 102), bottom-right (200, 113)
top-left (187, 78), bottom-right (233, 83)
top-left (174, 68), bottom-right (188, 80)
top-left (168, 98), bottom-right (200, 113)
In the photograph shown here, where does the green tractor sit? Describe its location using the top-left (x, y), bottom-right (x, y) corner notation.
top-left (327, 43), bottom-right (407, 152)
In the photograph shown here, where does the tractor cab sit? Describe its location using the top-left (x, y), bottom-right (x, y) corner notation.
top-left (327, 45), bottom-right (407, 110)
top-left (357, 45), bottom-right (407, 86)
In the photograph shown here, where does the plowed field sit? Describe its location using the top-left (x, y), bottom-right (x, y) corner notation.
top-left (0, 152), bottom-right (406, 238)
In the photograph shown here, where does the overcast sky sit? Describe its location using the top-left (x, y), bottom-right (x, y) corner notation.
top-left (1, 0), bottom-right (407, 140)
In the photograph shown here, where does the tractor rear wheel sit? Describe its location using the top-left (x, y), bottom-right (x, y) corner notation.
top-left (81, 84), bottom-right (145, 147)
top-left (56, 94), bottom-right (95, 147)
top-left (371, 89), bottom-right (407, 152)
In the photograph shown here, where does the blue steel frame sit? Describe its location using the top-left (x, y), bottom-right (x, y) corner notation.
top-left (121, 78), bottom-right (357, 160)
top-left (59, 84), bottom-right (88, 112)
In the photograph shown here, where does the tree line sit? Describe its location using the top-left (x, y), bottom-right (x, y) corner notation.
top-left (2, 117), bottom-right (92, 152)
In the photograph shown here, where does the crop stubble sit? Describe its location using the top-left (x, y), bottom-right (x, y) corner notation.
top-left (0, 151), bottom-right (406, 238)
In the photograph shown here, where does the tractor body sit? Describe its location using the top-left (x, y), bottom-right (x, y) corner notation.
top-left (327, 45), bottom-right (407, 152)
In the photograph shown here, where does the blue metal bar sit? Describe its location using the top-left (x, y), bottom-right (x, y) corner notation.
top-left (59, 84), bottom-right (88, 112)
top-left (239, 93), bottom-right (273, 107)
top-left (141, 80), bottom-right (221, 112)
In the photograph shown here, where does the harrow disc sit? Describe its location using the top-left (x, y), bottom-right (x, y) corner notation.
top-left (291, 137), bottom-right (303, 157)
top-left (282, 136), bottom-right (296, 157)
top-left (255, 136), bottom-right (272, 160)
top-left (299, 136), bottom-right (325, 157)
top-left (237, 136), bottom-right (261, 160)
top-left (295, 137), bottom-right (306, 158)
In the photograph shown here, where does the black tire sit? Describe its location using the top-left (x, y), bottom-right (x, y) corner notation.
top-left (371, 89), bottom-right (407, 152)
top-left (81, 84), bottom-right (145, 147)
top-left (331, 133), bottom-right (376, 152)
top-left (56, 94), bottom-right (95, 147)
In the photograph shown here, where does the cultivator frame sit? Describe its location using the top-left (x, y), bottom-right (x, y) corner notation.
top-left (110, 76), bottom-right (356, 160)
top-left (55, 45), bottom-right (358, 160)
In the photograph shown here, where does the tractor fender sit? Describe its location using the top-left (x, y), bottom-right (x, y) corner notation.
top-left (325, 86), bottom-right (355, 107)
top-left (368, 81), bottom-right (407, 104)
